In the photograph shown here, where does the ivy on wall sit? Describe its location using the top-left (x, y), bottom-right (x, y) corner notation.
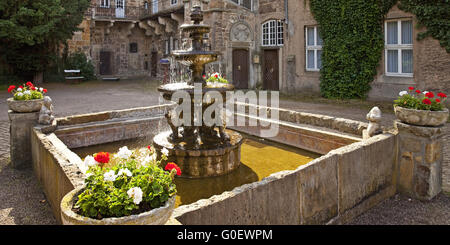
top-left (309, 0), bottom-right (449, 99)
top-left (309, 0), bottom-right (396, 99)
top-left (399, 0), bottom-right (450, 53)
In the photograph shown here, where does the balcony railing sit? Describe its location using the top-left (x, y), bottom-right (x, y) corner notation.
top-left (91, 0), bottom-right (184, 21)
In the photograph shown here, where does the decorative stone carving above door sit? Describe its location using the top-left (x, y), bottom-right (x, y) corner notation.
top-left (230, 22), bottom-right (253, 42)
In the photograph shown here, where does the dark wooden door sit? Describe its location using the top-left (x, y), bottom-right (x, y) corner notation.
top-left (99, 51), bottom-right (112, 75)
top-left (232, 49), bottom-right (249, 89)
top-left (151, 51), bottom-right (158, 77)
top-left (263, 49), bottom-right (279, 91)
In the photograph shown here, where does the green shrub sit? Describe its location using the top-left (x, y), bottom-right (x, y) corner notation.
top-left (65, 52), bottom-right (96, 81)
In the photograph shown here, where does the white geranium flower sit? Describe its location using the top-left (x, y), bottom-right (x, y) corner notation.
top-left (141, 154), bottom-right (155, 166)
top-left (24, 90), bottom-right (31, 95)
top-left (17, 88), bottom-right (22, 92)
top-left (17, 92), bottom-right (24, 97)
top-left (161, 148), bottom-right (169, 157)
top-left (399, 91), bottom-right (408, 96)
top-left (423, 91), bottom-right (429, 95)
top-left (84, 155), bottom-right (98, 167)
top-left (103, 170), bottom-right (117, 182)
top-left (117, 146), bottom-right (133, 159)
top-left (39, 87), bottom-right (43, 92)
top-left (127, 187), bottom-right (143, 205)
top-left (117, 168), bottom-right (132, 177)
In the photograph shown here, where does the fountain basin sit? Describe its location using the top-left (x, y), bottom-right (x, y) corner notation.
top-left (153, 130), bottom-right (243, 178)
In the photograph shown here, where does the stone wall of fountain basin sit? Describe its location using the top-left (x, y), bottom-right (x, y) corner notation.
top-left (30, 103), bottom-right (396, 225)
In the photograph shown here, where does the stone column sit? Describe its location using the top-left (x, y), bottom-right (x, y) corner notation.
top-left (396, 121), bottom-right (444, 200)
top-left (8, 110), bottom-right (40, 169)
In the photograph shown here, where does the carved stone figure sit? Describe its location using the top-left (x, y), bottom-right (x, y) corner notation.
top-left (363, 106), bottom-right (382, 139)
top-left (38, 96), bottom-right (55, 125)
top-left (230, 23), bottom-right (252, 42)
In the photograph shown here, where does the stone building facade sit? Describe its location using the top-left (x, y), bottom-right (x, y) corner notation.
top-left (68, 0), bottom-right (450, 101)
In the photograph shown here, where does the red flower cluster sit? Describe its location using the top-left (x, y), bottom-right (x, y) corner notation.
top-left (425, 92), bottom-right (434, 98)
top-left (408, 87), bottom-right (415, 90)
top-left (7, 85), bottom-right (16, 93)
top-left (94, 152), bottom-right (110, 164)
top-left (438, 92), bottom-right (447, 98)
top-left (147, 145), bottom-right (152, 151)
top-left (415, 89), bottom-right (421, 94)
top-left (165, 162), bottom-right (181, 176)
top-left (422, 98), bottom-right (432, 105)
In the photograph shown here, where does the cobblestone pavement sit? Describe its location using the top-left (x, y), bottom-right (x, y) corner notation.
top-left (0, 79), bottom-right (448, 225)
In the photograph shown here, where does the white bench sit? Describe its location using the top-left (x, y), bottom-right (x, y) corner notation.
top-left (64, 70), bottom-right (84, 83)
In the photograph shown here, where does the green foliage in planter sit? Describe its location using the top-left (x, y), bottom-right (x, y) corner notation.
top-left (399, 0), bottom-right (450, 53)
top-left (75, 161), bottom-right (177, 219)
top-left (309, 0), bottom-right (397, 99)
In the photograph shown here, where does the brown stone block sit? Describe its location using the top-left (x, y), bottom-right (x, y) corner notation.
top-left (398, 153), bottom-right (414, 193)
top-left (400, 136), bottom-right (422, 153)
top-left (425, 141), bottom-right (442, 164)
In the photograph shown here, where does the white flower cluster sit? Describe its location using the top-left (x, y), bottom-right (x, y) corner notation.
top-left (117, 146), bottom-right (133, 159)
top-left (127, 187), bottom-right (143, 205)
top-left (399, 91), bottom-right (408, 96)
top-left (161, 147), bottom-right (169, 157)
top-left (78, 155), bottom-right (99, 174)
top-left (102, 168), bottom-right (133, 182)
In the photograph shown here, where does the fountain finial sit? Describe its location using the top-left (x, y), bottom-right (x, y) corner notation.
top-left (190, 5), bottom-right (203, 24)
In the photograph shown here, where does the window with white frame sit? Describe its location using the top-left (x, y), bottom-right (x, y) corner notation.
top-left (385, 19), bottom-right (413, 76)
top-left (229, 0), bottom-right (252, 10)
top-left (305, 26), bottom-right (323, 71)
top-left (152, 0), bottom-right (158, 14)
top-left (262, 20), bottom-right (284, 47)
top-left (171, 0), bottom-right (178, 5)
top-left (100, 0), bottom-right (110, 7)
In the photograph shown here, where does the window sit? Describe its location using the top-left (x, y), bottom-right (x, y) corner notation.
top-left (262, 20), bottom-right (284, 47)
top-left (144, 1), bottom-right (148, 10)
top-left (152, 0), bottom-right (158, 14)
top-left (100, 0), bottom-right (110, 8)
top-left (229, 0), bottom-right (252, 10)
top-left (305, 26), bottom-right (323, 71)
top-left (130, 43), bottom-right (138, 53)
top-left (171, 0), bottom-right (178, 5)
top-left (385, 19), bottom-right (413, 76)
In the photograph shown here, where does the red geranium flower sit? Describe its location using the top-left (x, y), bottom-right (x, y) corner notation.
top-left (215, 74), bottom-right (218, 78)
top-left (94, 152), bottom-right (110, 164)
top-left (422, 98), bottom-right (432, 105)
top-left (408, 87), bottom-right (414, 90)
top-left (437, 92), bottom-right (447, 98)
top-left (202, 75), bottom-right (206, 78)
top-left (7, 85), bottom-right (16, 93)
top-left (436, 99), bottom-right (441, 103)
top-left (425, 92), bottom-right (434, 98)
top-left (43, 89), bottom-right (48, 93)
top-left (415, 90), bottom-right (421, 94)
top-left (165, 162), bottom-right (181, 176)
top-left (147, 145), bottom-right (152, 151)
top-left (30, 86), bottom-right (36, 91)
top-left (26, 82), bottom-right (33, 87)
top-left (19, 85), bottom-right (23, 89)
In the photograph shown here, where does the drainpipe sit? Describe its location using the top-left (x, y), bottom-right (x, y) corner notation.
top-left (285, 0), bottom-right (289, 26)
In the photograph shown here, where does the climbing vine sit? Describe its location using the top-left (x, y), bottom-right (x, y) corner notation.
top-left (309, 0), bottom-right (449, 99)
top-left (399, 0), bottom-right (450, 53)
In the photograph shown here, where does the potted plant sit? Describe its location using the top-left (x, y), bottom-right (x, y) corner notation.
top-left (6, 82), bottom-right (48, 113)
top-left (60, 145), bottom-right (181, 225)
top-left (204, 72), bottom-right (229, 84)
top-left (394, 87), bottom-right (448, 127)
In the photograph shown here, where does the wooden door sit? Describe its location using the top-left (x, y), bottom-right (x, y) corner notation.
top-left (151, 51), bottom-right (158, 77)
top-left (99, 51), bottom-right (112, 75)
top-left (232, 49), bottom-right (249, 89)
top-left (263, 49), bottom-right (279, 91)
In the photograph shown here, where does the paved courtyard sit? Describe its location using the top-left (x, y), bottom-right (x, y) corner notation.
top-left (0, 78), bottom-right (448, 225)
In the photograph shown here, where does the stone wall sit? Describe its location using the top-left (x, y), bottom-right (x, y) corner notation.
top-left (173, 133), bottom-right (397, 225)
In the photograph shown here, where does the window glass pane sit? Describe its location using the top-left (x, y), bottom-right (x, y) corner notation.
top-left (307, 50), bottom-right (315, 69)
top-left (242, 0), bottom-right (252, 9)
top-left (317, 28), bottom-right (323, 46)
top-left (402, 49), bottom-right (413, 73)
top-left (307, 27), bottom-right (315, 46)
top-left (386, 22), bottom-right (398, 45)
top-left (387, 50), bottom-right (398, 73)
top-left (317, 50), bottom-right (322, 69)
top-left (401, 20), bottom-right (413, 45)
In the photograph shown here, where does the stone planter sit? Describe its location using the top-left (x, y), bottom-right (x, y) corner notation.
top-left (60, 187), bottom-right (176, 225)
top-left (7, 98), bottom-right (44, 113)
top-left (394, 106), bottom-right (449, 127)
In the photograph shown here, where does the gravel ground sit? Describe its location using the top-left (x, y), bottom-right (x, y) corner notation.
top-left (0, 78), bottom-right (448, 225)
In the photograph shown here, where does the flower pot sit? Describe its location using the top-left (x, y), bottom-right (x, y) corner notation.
top-left (60, 187), bottom-right (176, 225)
top-left (7, 98), bottom-right (44, 113)
top-left (394, 106), bottom-right (449, 127)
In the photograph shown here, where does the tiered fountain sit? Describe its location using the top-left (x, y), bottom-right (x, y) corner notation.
top-left (153, 6), bottom-right (243, 178)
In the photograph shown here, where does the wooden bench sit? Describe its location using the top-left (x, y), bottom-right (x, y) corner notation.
top-left (64, 70), bottom-right (84, 84)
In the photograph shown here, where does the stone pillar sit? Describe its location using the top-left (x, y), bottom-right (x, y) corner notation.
top-left (395, 121), bottom-right (444, 200)
top-left (8, 110), bottom-right (40, 169)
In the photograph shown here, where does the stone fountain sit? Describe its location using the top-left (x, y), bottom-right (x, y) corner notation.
top-left (153, 6), bottom-right (243, 178)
